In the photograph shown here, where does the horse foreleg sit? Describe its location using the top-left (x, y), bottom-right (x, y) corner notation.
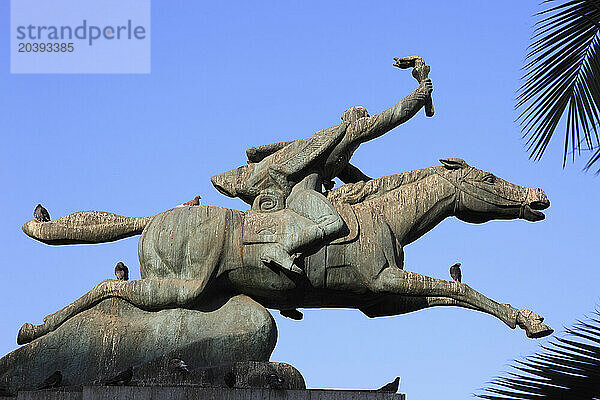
top-left (17, 278), bottom-right (208, 345)
top-left (368, 268), bottom-right (553, 338)
top-left (361, 296), bottom-right (480, 318)
top-left (404, 297), bottom-right (552, 338)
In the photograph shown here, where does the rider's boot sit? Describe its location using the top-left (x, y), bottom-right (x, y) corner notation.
top-left (260, 243), bottom-right (303, 274)
top-left (260, 224), bottom-right (328, 275)
top-left (261, 178), bottom-right (346, 275)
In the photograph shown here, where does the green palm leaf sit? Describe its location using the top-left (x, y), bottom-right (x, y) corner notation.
top-left (517, 0), bottom-right (600, 170)
top-left (477, 310), bottom-right (600, 399)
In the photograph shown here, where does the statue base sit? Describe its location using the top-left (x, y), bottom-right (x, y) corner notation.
top-left (1, 386), bottom-right (406, 400)
top-left (0, 295), bottom-right (277, 394)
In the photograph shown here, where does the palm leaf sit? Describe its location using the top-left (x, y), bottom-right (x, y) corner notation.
top-left (517, 0), bottom-right (600, 170)
top-left (477, 309), bottom-right (600, 399)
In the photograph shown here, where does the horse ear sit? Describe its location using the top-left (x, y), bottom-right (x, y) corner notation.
top-left (439, 158), bottom-right (469, 170)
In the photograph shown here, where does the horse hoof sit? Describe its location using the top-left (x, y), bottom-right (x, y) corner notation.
top-left (17, 323), bottom-right (36, 345)
top-left (517, 310), bottom-right (553, 339)
top-left (526, 322), bottom-right (554, 339)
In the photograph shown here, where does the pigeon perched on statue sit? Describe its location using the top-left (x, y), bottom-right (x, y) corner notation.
top-left (450, 262), bottom-right (462, 283)
top-left (0, 385), bottom-right (12, 397)
top-left (38, 371), bottom-right (62, 389)
top-left (224, 371), bottom-right (236, 388)
top-left (376, 377), bottom-right (400, 393)
top-left (266, 373), bottom-right (285, 389)
top-left (169, 358), bottom-right (189, 373)
top-left (103, 367), bottom-right (133, 386)
top-left (180, 195), bottom-right (201, 207)
top-left (114, 262), bottom-right (129, 281)
top-left (34, 204), bottom-right (50, 222)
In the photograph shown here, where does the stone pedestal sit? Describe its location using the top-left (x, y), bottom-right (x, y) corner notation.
top-left (8, 386), bottom-right (406, 400)
top-left (0, 295), bottom-right (276, 394)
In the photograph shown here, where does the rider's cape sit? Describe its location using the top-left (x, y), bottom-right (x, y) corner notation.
top-left (211, 122), bottom-right (348, 206)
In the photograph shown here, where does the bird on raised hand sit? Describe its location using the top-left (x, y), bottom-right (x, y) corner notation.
top-left (266, 373), bottom-right (285, 389)
top-left (114, 262), bottom-right (129, 281)
top-left (169, 358), bottom-right (189, 373)
top-left (38, 371), bottom-right (62, 389)
top-left (103, 367), bottom-right (133, 386)
top-left (34, 204), bottom-right (51, 222)
top-left (450, 262), bottom-right (462, 283)
top-left (376, 377), bottom-right (400, 393)
top-left (181, 195), bottom-right (201, 207)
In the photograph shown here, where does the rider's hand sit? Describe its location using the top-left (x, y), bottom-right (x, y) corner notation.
top-left (417, 78), bottom-right (433, 99)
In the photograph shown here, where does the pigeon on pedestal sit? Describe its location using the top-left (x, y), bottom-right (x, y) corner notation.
top-left (38, 371), bottom-right (62, 389)
top-left (103, 367), bottom-right (133, 386)
top-left (266, 373), bottom-right (285, 389)
top-left (169, 358), bottom-right (189, 373)
top-left (376, 377), bottom-right (400, 393)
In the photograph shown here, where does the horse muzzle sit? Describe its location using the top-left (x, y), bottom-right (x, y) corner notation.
top-left (521, 188), bottom-right (550, 222)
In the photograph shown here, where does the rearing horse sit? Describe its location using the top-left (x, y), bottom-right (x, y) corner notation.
top-left (18, 158), bottom-right (552, 345)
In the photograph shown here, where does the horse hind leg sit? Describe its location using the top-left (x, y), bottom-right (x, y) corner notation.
top-left (17, 277), bottom-right (209, 345)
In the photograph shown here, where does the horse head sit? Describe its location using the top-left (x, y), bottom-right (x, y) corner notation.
top-left (436, 158), bottom-right (550, 223)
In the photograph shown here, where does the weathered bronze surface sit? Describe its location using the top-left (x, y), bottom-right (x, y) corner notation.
top-left (19, 158), bottom-right (552, 345)
top-left (3, 58), bottom-right (553, 392)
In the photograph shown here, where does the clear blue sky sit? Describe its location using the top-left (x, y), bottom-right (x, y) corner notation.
top-left (1, 1), bottom-right (599, 399)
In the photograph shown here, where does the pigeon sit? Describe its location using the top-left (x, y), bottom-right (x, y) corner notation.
top-left (38, 371), bottom-right (62, 389)
top-left (169, 358), bottom-right (189, 373)
top-left (266, 373), bottom-right (285, 389)
top-left (34, 204), bottom-right (51, 222)
top-left (0, 385), bottom-right (12, 397)
top-left (224, 371), bottom-right (236, 388)
top-left (114, 262), bottom-right (129, 281)
top-left (279, 309), bottom-right (303, 320)
top-left (103, 367), bottom-right (133, 386)
top-left (181, 195), bottom-right (201, 207)
top-left (450, 262), bottom-right (462, 283)
top-left (376, 377), bottom-right (400, 393)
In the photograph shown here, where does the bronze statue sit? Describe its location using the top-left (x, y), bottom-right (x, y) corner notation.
top-left (2, 57), bottom-right (555, 393)
top-left (19, 159), bottom-right (552, 345)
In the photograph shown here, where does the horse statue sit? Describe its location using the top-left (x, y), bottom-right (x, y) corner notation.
top-left (18, 158), bottom-right (552, 346)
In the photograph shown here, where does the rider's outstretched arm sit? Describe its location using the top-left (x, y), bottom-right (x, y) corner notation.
top-left (346, 79), bottom-right (433, 146)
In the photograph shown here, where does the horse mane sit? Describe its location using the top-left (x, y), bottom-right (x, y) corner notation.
top-left (328, 167), bottom-right (437, 205)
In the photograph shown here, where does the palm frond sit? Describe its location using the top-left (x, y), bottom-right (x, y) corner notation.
top-left (477, 309), bottom-right (600, 399)
top-left (517, 0), bottom-right (600, 170)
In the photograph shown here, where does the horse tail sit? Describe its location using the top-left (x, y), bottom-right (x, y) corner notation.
top-left (22, 210), bottom-right (156, 245)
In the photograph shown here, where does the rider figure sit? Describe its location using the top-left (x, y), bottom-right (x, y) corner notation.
top-left (211, 60), bottom-right (434, 274)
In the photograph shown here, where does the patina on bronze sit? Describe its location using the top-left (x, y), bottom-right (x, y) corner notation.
top-left (3, 57), bottom-right (554, 393)
top-left (19, 158), bottom-right (552, 345)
